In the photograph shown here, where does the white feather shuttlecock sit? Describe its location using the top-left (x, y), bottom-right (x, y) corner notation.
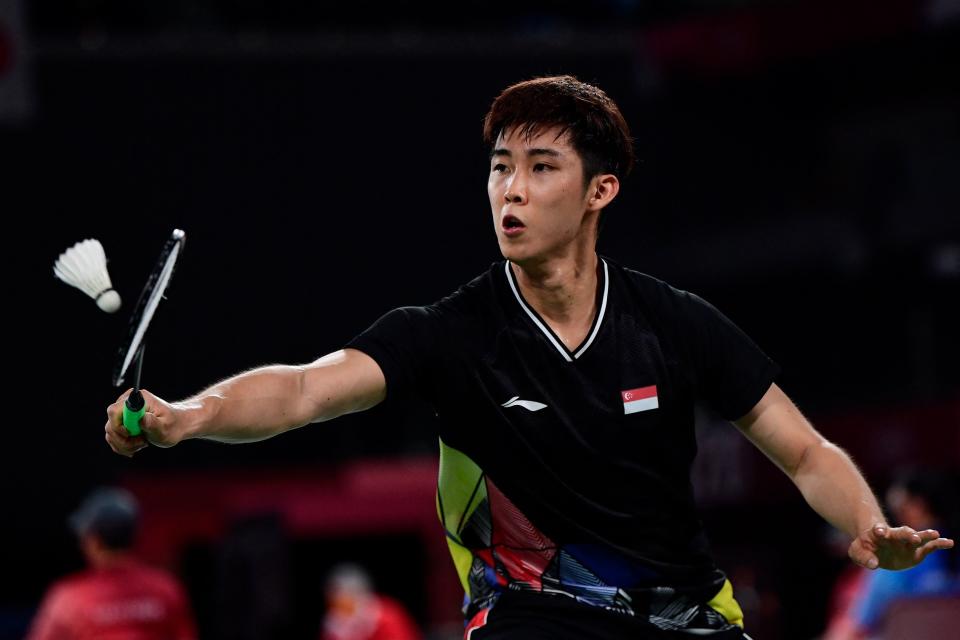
top-left (53, 239), bottom-right (122, 313)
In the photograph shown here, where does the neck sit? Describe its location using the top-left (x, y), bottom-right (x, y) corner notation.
top-left (88, 548), bottom-right (133, 570)
top-left (511, 249), bottom-right (599, 324)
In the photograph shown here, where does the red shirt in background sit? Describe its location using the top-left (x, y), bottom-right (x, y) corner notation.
top-left (26, 558), bottom-right (196, 640)
top-left (321, 594), bottom-right (421, 640)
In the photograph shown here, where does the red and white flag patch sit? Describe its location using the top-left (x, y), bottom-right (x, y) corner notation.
top-left (621, 385), bottom-right (658, 415)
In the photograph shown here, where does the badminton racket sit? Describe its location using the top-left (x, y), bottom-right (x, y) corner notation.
top-left (113, 229), bottom-right (186, 435)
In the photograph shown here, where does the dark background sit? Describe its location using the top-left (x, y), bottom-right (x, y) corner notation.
top-left (2, 0), bottom-right (958, 638)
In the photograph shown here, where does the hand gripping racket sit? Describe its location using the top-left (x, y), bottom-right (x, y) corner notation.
top-left (113, 229), bottom-right (186, 435)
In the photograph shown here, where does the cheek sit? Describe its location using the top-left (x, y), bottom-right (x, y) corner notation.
top-left (487, 179), bottom-right (501, 206)
top-left (553, 186), bottom-right (585, 228)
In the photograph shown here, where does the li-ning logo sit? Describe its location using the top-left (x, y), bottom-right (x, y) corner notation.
top-left (501, 396), bottom-right (547, 412)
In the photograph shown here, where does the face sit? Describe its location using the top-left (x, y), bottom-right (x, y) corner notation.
top-left (327, 589), bottom-right (360, 616)
top-left (488, 126), bottom-right (598, 265)
top-left (886, 485), bottom-right (928, 529)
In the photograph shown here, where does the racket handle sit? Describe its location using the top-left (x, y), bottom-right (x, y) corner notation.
top-left (123, 390), bottom-right (146, 436)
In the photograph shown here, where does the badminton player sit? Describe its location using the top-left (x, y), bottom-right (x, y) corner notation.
top-left (106, 76), bottom-right (953, 639)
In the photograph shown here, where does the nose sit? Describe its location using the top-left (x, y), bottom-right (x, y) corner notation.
top-left (504, 176), bottom-right (526, 204)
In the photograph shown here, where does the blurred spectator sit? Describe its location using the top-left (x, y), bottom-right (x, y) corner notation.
top-left (26, 487), bottom-right (196, 640)
top-left (321, 564), bottom-right (421, 640)
top-left (822, 470), bottom-right (959, 639)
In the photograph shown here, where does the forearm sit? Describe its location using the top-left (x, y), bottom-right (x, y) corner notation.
top-left (105, 349), bottom-right (385, 456)
top-left (178, 365), bottom-right (318, 444)
top-left (735, 384), bottom-right (885, 539)
top-left (792, 440), bottom-right (886, 538)
top-left (738, 384), bottom-right (953, 571)
top-left (173, 349), bottom-right (384, 445)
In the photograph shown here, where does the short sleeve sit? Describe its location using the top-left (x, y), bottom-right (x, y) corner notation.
top-left (672, 290), bottom-right (779, 420)
top-left (346, 305), bottom-right (445, 403)
top-left (25, 585), bottom-right (72, 640)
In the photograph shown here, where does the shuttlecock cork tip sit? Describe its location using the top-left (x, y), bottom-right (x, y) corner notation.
top-left (96, 289), bottom-right (122, 313)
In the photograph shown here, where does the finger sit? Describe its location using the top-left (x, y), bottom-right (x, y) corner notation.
top-left (105, 417), bottom-right (120, 438)
top-left (104, 416), bottom-right (147, 451)
top-left (849, 543), bottom-right (879, 570)
top-left (117, 387), bottom-right (134, 406)
top-left (106, 388), bottom-right (135, 423)
top-left (916, 529), bottom-right (942, 543)
top-left (105, 416), bottom-right (131, 439)
top-left (116, 440), bottom-right (146, 457)
top-left (140, 411), bottom-right (160, 436)
top-left (104, 431), bottom-right (146, 457)
top-left (886, 526), bottom-right (921, 546)
top-left (105, 433), bottom-right (130, 457)
top-left (916, 540), bottom-right (950, 563)
top-left (138, 410), bottom-right (177, 448)
top-left (919, 538), bottom-right (955, 556)
top-left (104, 426), bottom-right (146, 448)
top-left (871, 524), bottom-right (889, 544)
top-left (140, 388), bottom-right (158, 410)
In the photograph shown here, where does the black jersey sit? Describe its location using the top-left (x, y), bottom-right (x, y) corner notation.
top-left (347, 257), bottom-right (778, 623)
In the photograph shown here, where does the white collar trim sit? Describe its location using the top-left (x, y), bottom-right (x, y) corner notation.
top-left (504, 259), bottom-right (609, 362)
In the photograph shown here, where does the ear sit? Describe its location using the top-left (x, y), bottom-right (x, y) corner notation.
top-left (586, 174), bottom-right (620, 212)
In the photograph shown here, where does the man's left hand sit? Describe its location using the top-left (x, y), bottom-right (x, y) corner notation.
top-left (849, 524), bottom-right (954, 571)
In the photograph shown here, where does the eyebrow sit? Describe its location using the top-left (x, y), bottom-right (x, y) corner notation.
top-left (491, 148), bottom-right (563, 159)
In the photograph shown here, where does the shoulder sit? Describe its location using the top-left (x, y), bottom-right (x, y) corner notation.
top-left (431, 262), bottom-right (502, 314)
top-left (34, 572), bottom-right (89, 619)
top-left (374, 595), bottom-right (418, 626)
top-left (349, 263), bottom-right (501, 350)
top-left (604, 257), bottom-right (744, 353)
top-left (607, 257), bottom-right (687, 297)
top-left (392, 262), bottom-right (502, 330)
top-left (376, 595), bottom-right (409, 614)
top-left (604, 257), bottom-right (704, 320)
top-left (46, 571), bottom-right (91, 599)
top-left (126, 562), bottom-right (187, 599)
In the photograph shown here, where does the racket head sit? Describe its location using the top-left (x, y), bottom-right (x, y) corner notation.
top-left (113, 229), bottom-right (186, 387)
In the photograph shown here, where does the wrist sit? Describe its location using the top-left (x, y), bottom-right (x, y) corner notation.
top-left (178, 395), bottom-right (220, 441)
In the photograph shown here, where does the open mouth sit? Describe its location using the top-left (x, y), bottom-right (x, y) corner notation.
top-left (502, 214), bottom-right (526, 233)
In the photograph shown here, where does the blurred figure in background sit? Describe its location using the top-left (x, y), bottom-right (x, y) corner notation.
top-left (823, 469), bottom-right (959, 639)
top-left (321, 563), bottom-right (421, 640)
top-left (26, 487), bottom-right (196, 640)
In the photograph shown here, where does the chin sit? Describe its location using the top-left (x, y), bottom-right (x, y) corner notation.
top-left (497, 239), bottom-right (526, 263)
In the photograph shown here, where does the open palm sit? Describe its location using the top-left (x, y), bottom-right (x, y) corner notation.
top-left (849, 525), bottom-right (954, 571)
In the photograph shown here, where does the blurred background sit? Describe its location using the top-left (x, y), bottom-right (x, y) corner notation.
top-left (3, 0), bottom-right (959, 638)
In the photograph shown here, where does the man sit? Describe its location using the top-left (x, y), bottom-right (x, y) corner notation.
top-left (321, 564), bottom-right (422, 640)
top-left (27, 487), bottom-right (197, 640)
top-left (105, 76), bottom-right (953, 638)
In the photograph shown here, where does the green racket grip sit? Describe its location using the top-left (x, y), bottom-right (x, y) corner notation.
top-left (123, 391), bottom-right (146, 436)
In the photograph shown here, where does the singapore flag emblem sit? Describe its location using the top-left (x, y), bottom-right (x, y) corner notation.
top-left (621, 385), bottom-right (658, 415)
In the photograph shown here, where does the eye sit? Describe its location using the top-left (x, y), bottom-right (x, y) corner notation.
top-left (492, 163), bottom-right (508, 173)
top-left (533, 163), bottom-right (552, 172)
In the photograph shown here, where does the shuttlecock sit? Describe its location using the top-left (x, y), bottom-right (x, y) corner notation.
top-left (53, 239), bottom-right (122, 313)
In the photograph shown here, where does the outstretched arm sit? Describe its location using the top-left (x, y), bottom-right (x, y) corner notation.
top-left (105, 348), bottom-right (385, 456)
top-left (734, 383), bottom-right (954, 570)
